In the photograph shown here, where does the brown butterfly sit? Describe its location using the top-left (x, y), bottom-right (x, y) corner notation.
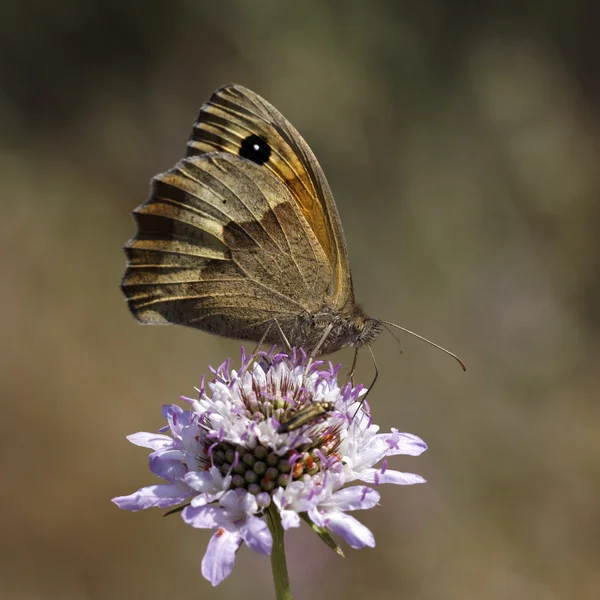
top-left (121, 84), bottom-right (465, 368)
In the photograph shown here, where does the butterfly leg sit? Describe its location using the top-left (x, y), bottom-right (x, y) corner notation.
top-left (250, 322), bottom-right (274, 356)
top-left (242, 322), bottom-right (276, 376)
top-left (347, 346), bottom-right (360, 386)
top-left (352, 345), bottom-right (379, 421)
top-left (247, 319), bottom-right (292, 374)
top-left (310, 323), bottom-right (334, 359)
top-left (301, 323), bottom-right (335, 388)
top-left (272, 318), bottom-right (293, 353)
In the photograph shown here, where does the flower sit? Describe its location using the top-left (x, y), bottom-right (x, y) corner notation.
top-left (112, 348), bottom-right (427, 585)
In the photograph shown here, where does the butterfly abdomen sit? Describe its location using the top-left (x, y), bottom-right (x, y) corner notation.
top-left (281, 309), bottom-right (382, 355)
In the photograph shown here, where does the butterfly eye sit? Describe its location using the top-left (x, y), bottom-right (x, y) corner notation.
top-left (239, 134), bottom-right (271, 165)
top-left (353, 319), bottom-right (366, 334)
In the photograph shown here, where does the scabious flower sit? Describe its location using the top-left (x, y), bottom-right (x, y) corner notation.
top-left (113, 348), bottom-right (427, 586)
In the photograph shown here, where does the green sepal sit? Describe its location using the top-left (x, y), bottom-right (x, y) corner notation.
top-left (162, 503), bottom-right (189, 517)
top-left (300, 512), bottom-right (345, 557)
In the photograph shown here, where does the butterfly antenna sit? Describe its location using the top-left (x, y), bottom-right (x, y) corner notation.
top-left (379, 320), bottom-right (466, 371)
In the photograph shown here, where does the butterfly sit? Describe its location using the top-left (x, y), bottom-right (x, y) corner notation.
top-left (121, 84), bottom-right (465, 369)
top-left (121, 83), bottom-right (382, 357)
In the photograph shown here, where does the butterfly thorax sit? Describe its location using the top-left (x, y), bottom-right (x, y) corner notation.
top-left (277, 308), bottom-right (383, 356)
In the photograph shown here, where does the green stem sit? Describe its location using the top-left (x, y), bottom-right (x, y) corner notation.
top-left (267, 506), bottom-right (292, 600)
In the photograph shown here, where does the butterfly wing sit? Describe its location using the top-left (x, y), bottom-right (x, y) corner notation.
top-left (185, 84), bottom-right (355, 311)
top-left (122, 152), bottom-right (332, 341)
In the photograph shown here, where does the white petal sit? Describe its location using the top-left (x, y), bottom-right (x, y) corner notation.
top-left (238, 491), bottom-right (259, 515)
top-left (190, 495), bottom-right (209, 508)
top-left (184, 470), bottom-right (210, 489)
top-left (218, 489), bottom-right (258, 519)
top-left (280, 509), bottom-right (301, 530)
top-left (184, 467), bottom-right (229, 496)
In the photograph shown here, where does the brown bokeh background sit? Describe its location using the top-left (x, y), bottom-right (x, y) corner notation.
top-left (2, 2), bottom-right (600, 599)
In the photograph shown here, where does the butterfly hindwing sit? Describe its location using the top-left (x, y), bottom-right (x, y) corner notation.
top-left (122, 153), bottom-right (332, 340)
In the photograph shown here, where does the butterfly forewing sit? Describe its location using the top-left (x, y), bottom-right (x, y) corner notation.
top-left (185, 84), bottom-right (354, 309)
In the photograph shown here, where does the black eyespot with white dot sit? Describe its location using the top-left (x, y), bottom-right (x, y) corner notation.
top-left (239, 134), bottom-right (271, 165)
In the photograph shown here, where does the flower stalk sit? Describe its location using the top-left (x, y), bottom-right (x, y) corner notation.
top-left (267, 506), bottom-right (291, 600)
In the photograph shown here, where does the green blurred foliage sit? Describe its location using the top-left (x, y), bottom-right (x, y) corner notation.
top-left (2, 2), bottom-right (600, 599)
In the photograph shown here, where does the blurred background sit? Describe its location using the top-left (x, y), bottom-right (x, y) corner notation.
top-left (2, 1), bottom-right (600, 598)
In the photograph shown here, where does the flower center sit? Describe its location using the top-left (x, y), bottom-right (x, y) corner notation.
top-left (210, 441), bottom-right (329, 495)
top-left (198, 357), bottom-right (346, 497)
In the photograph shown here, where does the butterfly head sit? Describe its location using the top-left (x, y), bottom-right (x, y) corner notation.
top-left (351, 311), bottom-right (383, 348)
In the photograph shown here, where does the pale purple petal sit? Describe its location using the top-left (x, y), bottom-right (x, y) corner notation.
top-left (385, 431), bottom-right (428, 456)
top-left (326, 486), bottom-right (380, 511)
top-left (164, 404), bottom-right (193, 437)
top-left (112, 483), bottom-right (190, 511)
top-left (126, 432), bottom-right (172, 450)
top-left (307, 507), bottom-right (326, 528)
top-left (376, 470), bottom-right (426, 485)
top-left (324, 511), bottom-right (375, 548)
top-left (182, 505), bottom-right (222, 529)
top-left (240, 516), bottom-right (272, 555)
top-left (345, 466), bottom-right (377, 484)
top-left (149, 455), bottom-right (188, 481)
top-left (155, 448), bottom-right (188, 461)
top-left (202, 529), bottom-right (242, 586)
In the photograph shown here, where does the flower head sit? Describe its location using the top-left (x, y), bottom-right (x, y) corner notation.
top-left (113, 348), bottom-right (427, 585)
